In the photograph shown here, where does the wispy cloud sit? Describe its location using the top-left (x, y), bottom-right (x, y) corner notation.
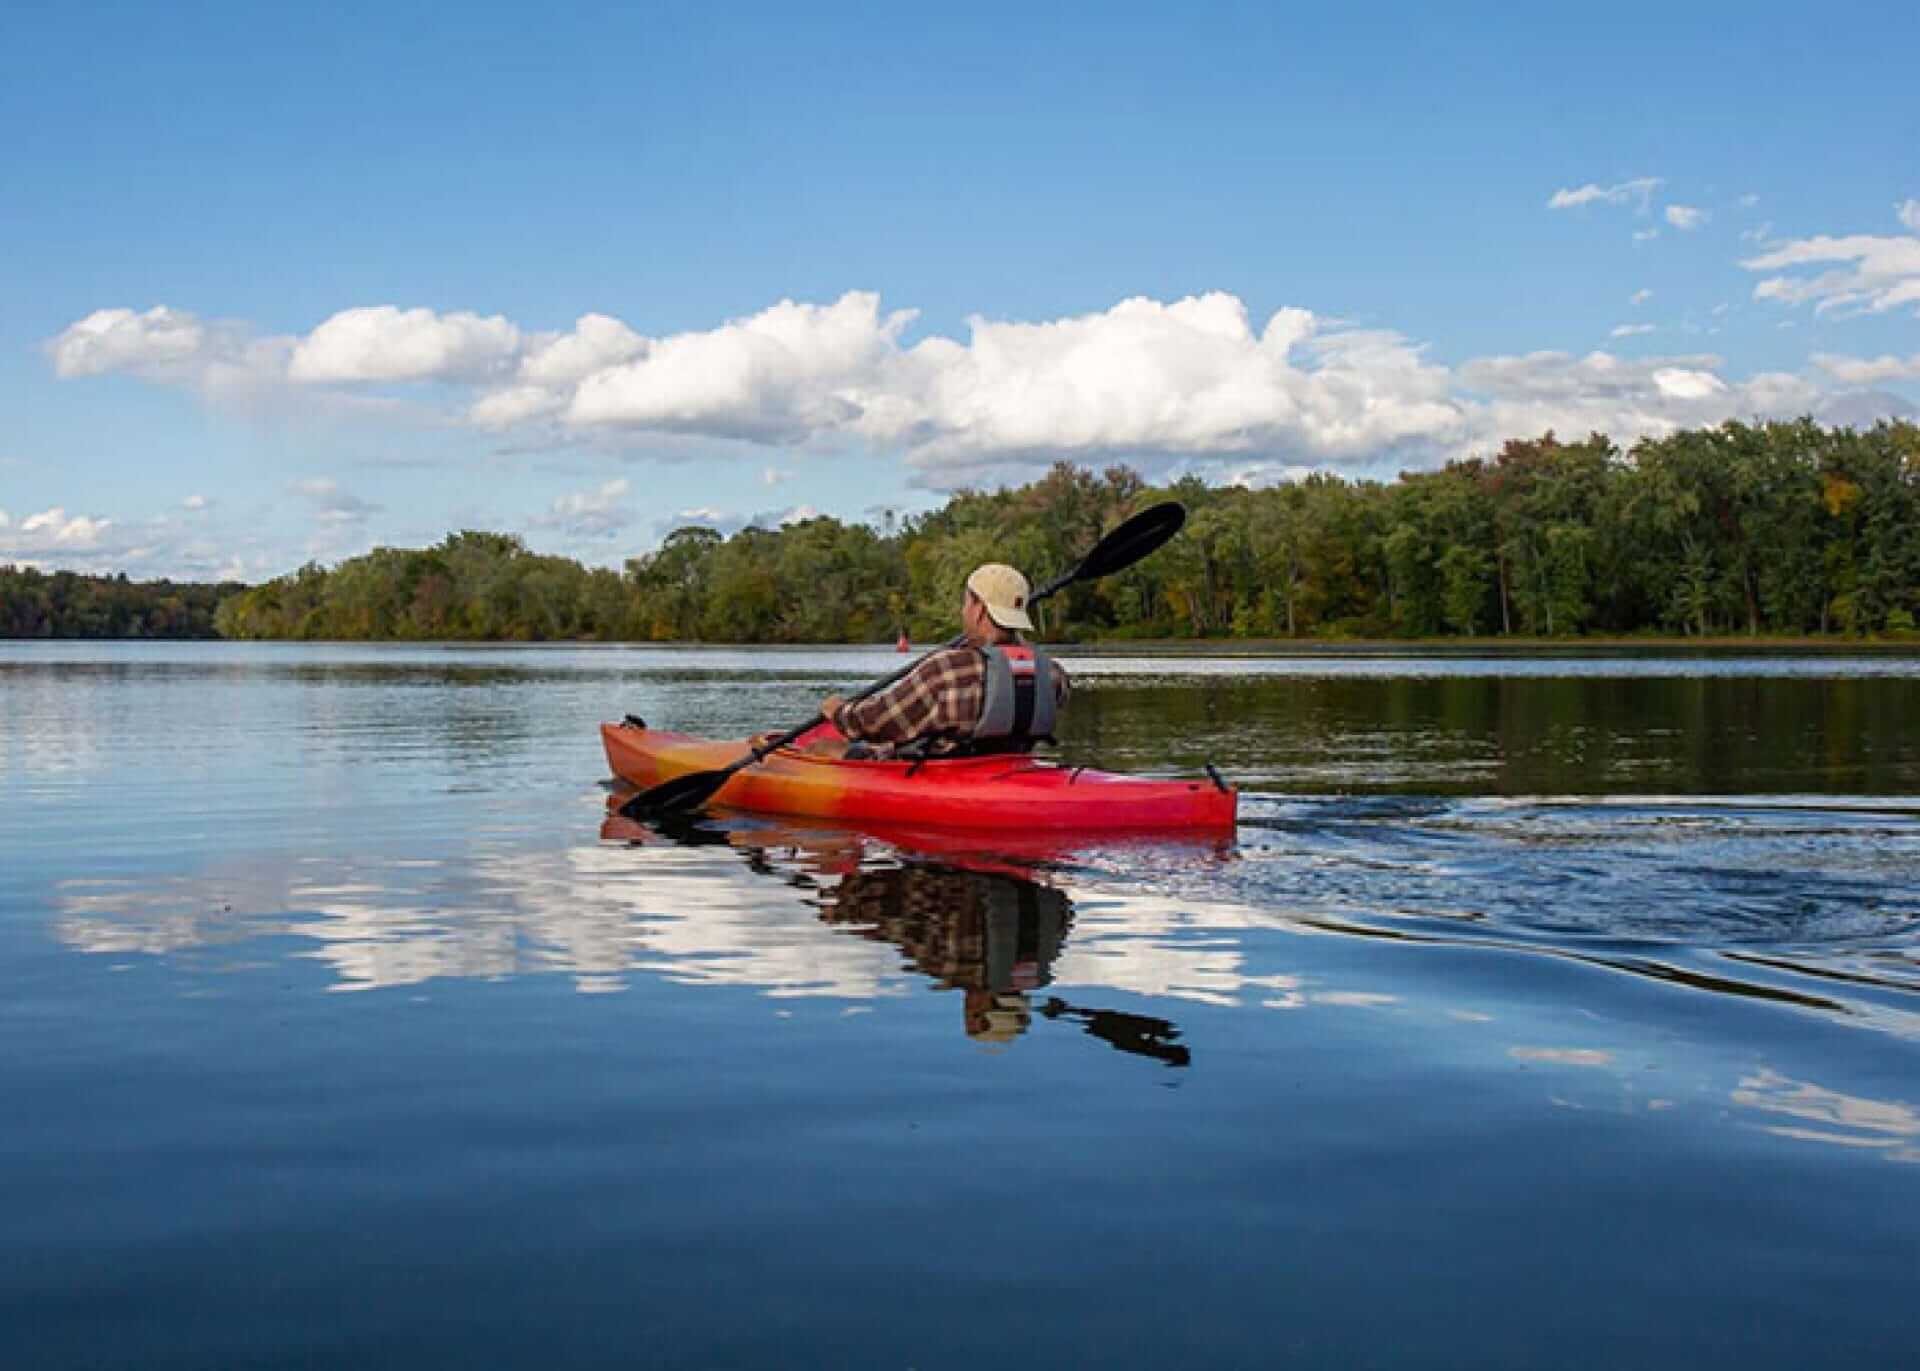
top-left (1899, 199), bottom-right (1920, 233)
top-left (1546, 177), bottom-right (1662, 211)
top-left (1630, 289), bottom-right (1653, 306)
top-left (1743, 213), bottom-right (1920, 317)
top-left (0, 500), bottom-right (281, 581)
top-left (1610, 324), bottom-right (1657, 338)
top-left (1811, 352), bottom-right (1920, 385)
top-left (1665, 205), bottom-right (1709, 231)
top-left (291, 478), bottom-right (381, 526)
top-left (527, 478), bottom-right (634, 538)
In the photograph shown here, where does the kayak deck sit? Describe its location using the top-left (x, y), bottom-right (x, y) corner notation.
top-left (601, 720), bottom-right (1236, 832)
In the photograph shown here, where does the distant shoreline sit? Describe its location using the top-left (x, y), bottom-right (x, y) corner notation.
top-left (1058, 634), bottom-right (1920, 654)
top-left (8, 633), bottom-right (1919, 654)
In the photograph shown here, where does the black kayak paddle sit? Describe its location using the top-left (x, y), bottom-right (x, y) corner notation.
top-left (617, 500), bottom-right (1187, 820)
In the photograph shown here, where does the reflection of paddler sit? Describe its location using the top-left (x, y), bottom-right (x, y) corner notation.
top-left (819, 864), bottom-right (1069, 1044)
top-left (603, 804), bottom-right (1193, 1064)
top-left (965, 991), bottom-right (1031, 1043)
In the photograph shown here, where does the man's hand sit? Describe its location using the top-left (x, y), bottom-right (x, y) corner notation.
top-left (820, 694), bottom-right (844, 724)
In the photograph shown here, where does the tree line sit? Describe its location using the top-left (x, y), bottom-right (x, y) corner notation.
top-left (10, 418), bottom-right (1917, 643)
top-left (0, 567), bottom-right (238, 638)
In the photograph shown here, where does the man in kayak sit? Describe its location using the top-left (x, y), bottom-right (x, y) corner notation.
top-left (816, 563), bottom-right (1070, 759)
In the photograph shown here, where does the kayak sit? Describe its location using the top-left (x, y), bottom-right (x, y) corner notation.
top-left (601, 719), bottom-right (1237, 832)
top-left (600, 803), bottom-right (1238, 874)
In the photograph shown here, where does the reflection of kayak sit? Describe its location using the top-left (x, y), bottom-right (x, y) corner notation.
top-left (601, 720), bottom-right (1236, 833)
top-left (599, 802), bottom-right (1236, 877)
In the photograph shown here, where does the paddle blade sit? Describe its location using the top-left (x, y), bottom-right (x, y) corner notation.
top-left (617, 767), bottom-right (733, 818)
top-left (1073, 501), bottom-right (1186, 583)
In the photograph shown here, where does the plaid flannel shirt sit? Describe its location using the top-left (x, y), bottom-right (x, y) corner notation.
top-left (833, 643), bottom-right (1070, 756)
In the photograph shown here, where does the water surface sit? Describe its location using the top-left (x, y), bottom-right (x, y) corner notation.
top-left (3, 642), bottom-right (1918, 1367)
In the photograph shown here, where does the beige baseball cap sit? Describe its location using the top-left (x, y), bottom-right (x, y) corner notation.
top-left (965, 563), bottom-right (1034, 631)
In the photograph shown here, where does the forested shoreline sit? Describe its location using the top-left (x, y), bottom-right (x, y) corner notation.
top-left (0, 568), bottom-right (239, 639)
top-left (8, 419), bottom-right (1918, 643)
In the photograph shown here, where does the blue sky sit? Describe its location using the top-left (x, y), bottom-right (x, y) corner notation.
top-left (4, 0), bottom-right (1917, 579)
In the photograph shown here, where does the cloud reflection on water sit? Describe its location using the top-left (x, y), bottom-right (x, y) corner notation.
top-left (1733, 1069), bottom-right (1920, 1163)
top-left (43, 799), bottom-right (1920, 1155)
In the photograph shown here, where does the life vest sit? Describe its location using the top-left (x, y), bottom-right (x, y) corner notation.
top-left (969, 642), bottom-right (1057, 753)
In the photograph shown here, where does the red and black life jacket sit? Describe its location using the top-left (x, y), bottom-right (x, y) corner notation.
top-left (968, 642), bottom-right (1058, 754)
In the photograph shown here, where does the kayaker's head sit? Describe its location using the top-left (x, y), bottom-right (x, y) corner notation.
top-left (963, 563), bottom-right (1032, 645)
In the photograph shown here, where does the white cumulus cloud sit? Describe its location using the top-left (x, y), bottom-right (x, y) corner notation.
top-left (47, 286), bottom-right (1917, 491)
top-left (1546, 177), bottom-right (1662, 211)
top-left (0, 506), bottom-right (126, 570)
top-left (20, 508), bottom-right (111, 544)
top-left (1665, 205), bottom-right (1709, 231)
top-left (289, 306), bottom-right (521, 383)
top-left (470, 385), bottom-right (565, 428)
top-left (873, 293), bottom-right (1462, 478)
top-left (569, 292), bottom-right (917, 440)
top-left (47, 307), bottom-right (207, 379)
top-left (1898, 199), bottom-right (1920, 233)
top-left (517, 313), bottom-right (648, 388)
top-left (471, 314), bottom-right (652, 427)
top-left (1652, 367), bottom-right (1727, 400)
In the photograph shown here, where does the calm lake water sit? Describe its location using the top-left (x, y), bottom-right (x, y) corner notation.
top-left (3, 641), bottom-right (1918, 1368)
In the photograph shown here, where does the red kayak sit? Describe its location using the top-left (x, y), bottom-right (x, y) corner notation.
top-left (601, 801), bottom-right (1238, 876)
top-left (601, 719), bottom-right (1237, 833)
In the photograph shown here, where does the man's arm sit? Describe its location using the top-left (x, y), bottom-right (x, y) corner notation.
top-left (826, 653), bottom-right (953, 745)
